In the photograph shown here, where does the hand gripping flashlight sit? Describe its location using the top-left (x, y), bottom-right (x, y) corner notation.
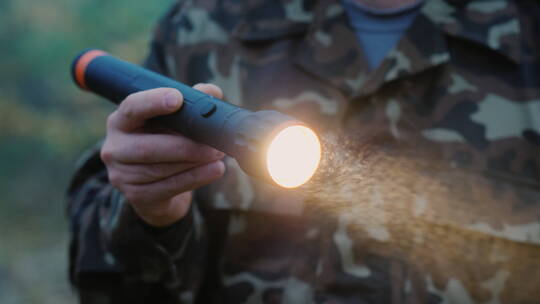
top-left (72, 49), bottom-right (321, 188)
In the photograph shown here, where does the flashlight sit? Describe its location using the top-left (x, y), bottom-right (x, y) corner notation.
top-left (72, 49), bottom-right (321, 188)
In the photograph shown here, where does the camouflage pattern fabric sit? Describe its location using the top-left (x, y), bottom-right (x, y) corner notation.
top-left (67, 0), bottom-right (540, 303)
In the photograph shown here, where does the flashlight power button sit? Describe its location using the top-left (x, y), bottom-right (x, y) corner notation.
top-left (200, 103), bottom-right (217, 118)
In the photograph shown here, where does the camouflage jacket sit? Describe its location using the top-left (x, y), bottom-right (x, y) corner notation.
top-left (67, 0), bottom-right (540, 303)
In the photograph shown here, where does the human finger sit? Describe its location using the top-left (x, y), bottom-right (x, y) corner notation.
top-left (109, 88), bottom-right (183, 132)
top-left (101, 132), bottom-right (224, 164)
top-left (122, 160), bottom-right (225, 203)
top-left (193, 83), bottom-right (223, 99)
top-left (108, 161), bottom-right (204, 185)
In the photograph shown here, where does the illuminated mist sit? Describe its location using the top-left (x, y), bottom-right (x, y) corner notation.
top-left (300, 132), bottom-right (540, 301)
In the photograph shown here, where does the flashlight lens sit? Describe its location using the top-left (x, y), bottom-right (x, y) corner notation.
top-left (266, 125), bottom-right (321, 188)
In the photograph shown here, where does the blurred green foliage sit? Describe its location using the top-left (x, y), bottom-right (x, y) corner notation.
top-left (0, 0), bottom-right (172, 302)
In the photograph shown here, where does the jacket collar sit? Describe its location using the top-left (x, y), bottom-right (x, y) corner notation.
top-left (233, 0), bottom-right (521, 97)
top-left (422, 0), bottom-right (521, 64)
top-left (232, 0), bottom-right (316, 40)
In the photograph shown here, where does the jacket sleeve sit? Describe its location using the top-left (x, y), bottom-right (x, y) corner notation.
top-left (66, 6), bottom-right (209, 302)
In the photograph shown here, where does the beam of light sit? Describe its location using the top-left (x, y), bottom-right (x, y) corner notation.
top-left (266, 125), bottom-right (321, 188)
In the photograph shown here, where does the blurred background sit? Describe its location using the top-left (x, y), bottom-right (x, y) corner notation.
top-left (0, 0), bottom-right (172, 302)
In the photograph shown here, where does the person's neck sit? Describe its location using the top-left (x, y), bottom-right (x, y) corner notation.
top-left (353, 0), bottom-right (421, 10)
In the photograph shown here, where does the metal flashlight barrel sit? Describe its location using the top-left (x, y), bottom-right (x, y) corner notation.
top-left (71, 49), bottom-right (304, 184)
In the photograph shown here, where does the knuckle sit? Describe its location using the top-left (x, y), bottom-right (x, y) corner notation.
top-left (123, 93), bottom-right (138, 106)
top-left (100, 146), bottom-right (114, 163)
top-left (107, 170), bottom-right (122, 187)
top-left (119, 103), bottom-right (135, 121)
top-left (106, 112), bottom-right (118, 130)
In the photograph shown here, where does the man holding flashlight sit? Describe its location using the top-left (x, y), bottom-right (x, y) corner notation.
top-left (68, 0), bottom-right (540, 303)
top-left (99, 86), bottom-right (226, 228)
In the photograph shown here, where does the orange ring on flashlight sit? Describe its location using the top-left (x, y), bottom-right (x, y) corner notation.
top-left (74, 50), bottom-right (107, 90)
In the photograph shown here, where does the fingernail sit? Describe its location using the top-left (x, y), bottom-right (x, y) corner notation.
top-left (164, 91), bottom-right (180, 109)
top-left (193, 83), bottom-right (206, 91)
top-left (212, 160), bottom-right (226, 175)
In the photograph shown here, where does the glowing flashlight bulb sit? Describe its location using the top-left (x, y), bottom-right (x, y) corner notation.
top-left (266, 125), bottom-right (321, 188)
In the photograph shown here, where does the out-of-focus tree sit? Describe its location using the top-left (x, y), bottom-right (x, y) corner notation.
top-left (0, 1), bottom-right (172, 303)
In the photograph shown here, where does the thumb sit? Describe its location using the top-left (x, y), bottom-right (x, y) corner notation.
top-left (193, 83), bottom-right (224, 99)
top-left (112, 88), bottom-right (183, 132)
